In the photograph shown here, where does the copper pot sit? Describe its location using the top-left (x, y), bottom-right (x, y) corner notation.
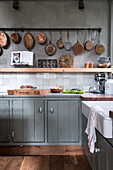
top-left (95, 31), bottom-right (105, 55)
top-left (11, 32), bottom-right (21, 44)
top-left (0, 32), bottom-right (10, 49)
top-left (73, 31), bottom-right (84, 55)
top-left (37, 32), bottom-right (47, 44)
top-left (24, 32), bottom-right (34, 50)
top-left (45, 31), bottom-right (56, 56)
top-left (84, 30), bottom-right (94, 51)
top-left (56, 31), bottom-right (64, 49)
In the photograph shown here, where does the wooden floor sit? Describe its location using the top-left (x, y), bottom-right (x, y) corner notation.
top-left (0, 155), bottom-right (91, 170)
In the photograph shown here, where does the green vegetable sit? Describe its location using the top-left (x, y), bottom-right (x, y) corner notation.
top-left (63, 89), bottom-right (84, 94)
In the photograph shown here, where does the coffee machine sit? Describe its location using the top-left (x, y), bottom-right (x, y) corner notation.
top-left (89, 73), bottom-right (106, 94)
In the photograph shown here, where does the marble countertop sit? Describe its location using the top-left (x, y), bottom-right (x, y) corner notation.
top-left (0, 92), bottom-right (81, 98)
top-left (0, 92), bottom-right (113, 100)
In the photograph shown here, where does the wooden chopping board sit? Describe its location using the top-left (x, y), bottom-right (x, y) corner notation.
top-left (7, 89), bottom-right (50, 95)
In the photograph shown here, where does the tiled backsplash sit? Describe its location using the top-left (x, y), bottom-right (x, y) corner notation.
top-left (0, 73), bottom-right (97, 92)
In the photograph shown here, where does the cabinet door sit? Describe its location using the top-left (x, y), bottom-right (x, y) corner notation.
top-left (82, 115), bottom-right (94, 169)
top-left (107, 142), bottom-right (113, 170)
top-left (12, 99), bottom-right (44, 143)
top-left (34, 100), bottom-right (44, 142)
top-left (0, 100), bottom-right (10, 143)
top-left (48, 100), bottom-right (79, 143)
top-left (98, 133), bottom-right (107, 170)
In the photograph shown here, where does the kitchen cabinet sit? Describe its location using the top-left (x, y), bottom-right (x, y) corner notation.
top-left (0, 97), bottom-right (81, 145)
top-left (0, 100), bottom-right (10, 143)
top-left (48, 99), bottom-right (79, 143)
top-left (94, 132), bottom-right (107, 170)
top-left (12, 99), bottom-right (44, 143)
top-left (82, 114), bottom-right (113, 170)
top-left (82, 114), bottom-right (94, 169)
top-left (107, 142), bottom-right (113, 169)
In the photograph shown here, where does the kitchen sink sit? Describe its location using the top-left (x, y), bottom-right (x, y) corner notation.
top-left (82, 101), bottom-right (113, 138)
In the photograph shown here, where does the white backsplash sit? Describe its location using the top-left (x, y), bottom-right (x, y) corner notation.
top-left (0, 73), bottom-right (97, 92)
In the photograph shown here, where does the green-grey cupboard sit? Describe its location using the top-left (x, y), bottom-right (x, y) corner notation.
top-left (0, 97), bottom-right (81, 145)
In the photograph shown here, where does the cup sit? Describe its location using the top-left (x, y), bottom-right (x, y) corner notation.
top-left (89, 63), bottom-right (94, 68)
top-left (85, 63), bottom-right (89, 68)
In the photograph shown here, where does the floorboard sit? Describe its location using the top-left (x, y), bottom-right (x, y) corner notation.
top-left (0, 155), bottom-right (91, 170)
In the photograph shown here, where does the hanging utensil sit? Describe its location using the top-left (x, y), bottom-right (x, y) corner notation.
top-left (95, 31), bottom-right (105, 55)
top-left (64, 30), bottom-right (72, 51)
top-left (45, 31), bottom-right (56, 56)
top-left (0, 31), bottom-right (10, 49)
top-left (84, 30), bottom-right (94, 51)
top-left (73, 30), bottom-right (84, 55)
top-left (11, 32), bottom-right (21, 44)
top-left (83, 29), bottom-right (87, 45)
top-left (24, 31), bottom-right (34, 50)
top-left (56, 30), bottom-right (64, 49)
top-left (37, 31), bottom-right (47, 44)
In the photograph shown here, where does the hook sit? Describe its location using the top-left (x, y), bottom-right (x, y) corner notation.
top-left (21, 27), bottom-right (24, 32)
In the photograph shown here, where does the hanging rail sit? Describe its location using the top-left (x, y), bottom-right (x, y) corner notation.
top-left (0, 27), bottom-right (102, 32)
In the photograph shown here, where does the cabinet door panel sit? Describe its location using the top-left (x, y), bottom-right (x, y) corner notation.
top-left (13, 100), bottom-right (35, 142)
top-left (107, 143), bottom-right (113, 170)
top-left (12, 100), bottom-right (23, 142)
top-left (48, 101), bottom-right (58, 142)
top-left (58, 101), bottom-right (70, 142)
top-left (98, 133), bottom-right (107, 170)
top-left (48, 100), bottom-right (79, 143)
top-left (35, 100), bottom-right (44, 142)
top-left (0, 101), bottom-right (10, 142)
top-left (70, 101), bottom-right (79, 142)
top-left (13, 99), bottom-right (44, 143)
top-left (23, 100), bottom-right (35, 142)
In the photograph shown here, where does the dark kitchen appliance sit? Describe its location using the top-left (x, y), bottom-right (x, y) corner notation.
top-left (89, 73), bottom-right (106, 94)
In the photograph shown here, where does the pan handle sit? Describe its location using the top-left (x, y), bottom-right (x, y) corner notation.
top-left (98, 31), bottom-right (100, 43)
top-left (49, 31), bottom-right (52, 44)
top-left (77, 30), bottom-right (79, 43)
top-left (83, 29), bottom-right (87, 45)
top-left (67, 30), bottom-right (69, 40)
top-left (60, 30), bottom-right (62, 39)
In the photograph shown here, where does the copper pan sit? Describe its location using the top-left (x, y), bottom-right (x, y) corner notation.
top-left (0, 32), bottom-right (10, 49)
top-left (37, 32), bottom-right (47, 44)
top-left (11, 32), bottom-right (21, 44)
top-left (45, 31), bottom-right (56, 56)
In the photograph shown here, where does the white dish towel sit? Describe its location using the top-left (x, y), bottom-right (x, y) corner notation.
top-left (85, 105), bottom-right (106, 153)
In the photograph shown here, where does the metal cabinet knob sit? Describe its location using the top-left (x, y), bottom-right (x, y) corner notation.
top-left (95, 148), bottom-right (100, 153)
top-left (39, 107), bottom-right (43, 113)
top-left (50, 107), bottom-right (54, 113)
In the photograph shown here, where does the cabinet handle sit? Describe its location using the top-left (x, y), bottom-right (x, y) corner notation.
top-left (50, 108), bottom-right (54, 113)
top-left (39, 107), bottom-right (43, 113)
top-left (95, 148), bottom-right (100, 153)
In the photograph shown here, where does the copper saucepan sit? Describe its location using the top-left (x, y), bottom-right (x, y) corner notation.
top-left (95, 31), bottom-right (105, 55)
top-left (11, 32), bottom-right (21, 44)
top-left (56, 30), bottom-right (64, 49)
top-left (37, 32), bottom-right (47, 44)
top-left (0, 32), bottom-right (10, 49)
top-left (45, 31), bottom-right (56, 56)
top-left (84, 30), bottom-right (94, 51)
top-left (73, 30), bottom-right (84, 55)
top-left (24, 32), bottom-right (34, 50)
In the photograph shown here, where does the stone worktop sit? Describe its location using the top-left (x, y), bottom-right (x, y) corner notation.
top-left (0, 92), bottom-right (81, 98)
top-left (0, 92), bottom-right (113, 100)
